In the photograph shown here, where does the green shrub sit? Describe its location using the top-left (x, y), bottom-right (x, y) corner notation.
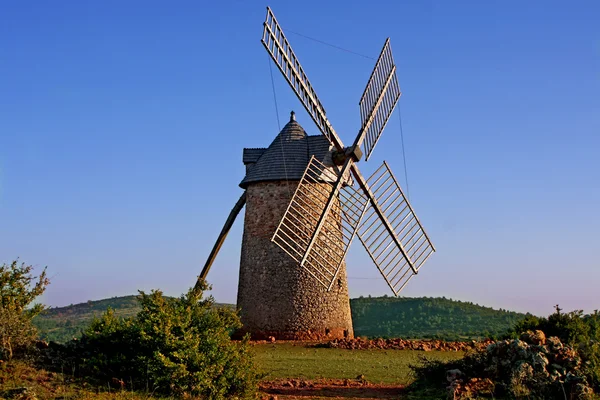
top-left (0, 261), bottom-right (49, 360)
top-left (62, 283), bottom-right (259, 399)
top-left (508, 305), bottom-right (591, 344)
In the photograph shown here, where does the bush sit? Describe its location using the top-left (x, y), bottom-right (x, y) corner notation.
top-left (410, 306), bottom-right (600, 399)
top-left (54, 283), bottom-right (259, 399)
top-left (0, 261), bottom-right (49, 360)
top-left (508, 305), bottom-right (591, 344)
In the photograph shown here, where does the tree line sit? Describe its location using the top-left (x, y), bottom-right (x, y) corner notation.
top-left (351, 295), bottom-right (527, 340)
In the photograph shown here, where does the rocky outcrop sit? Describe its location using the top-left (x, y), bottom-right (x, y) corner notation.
top-left (319, 337), bottom-right (494, 352)
top-left (444, 330), bottom-right (595, 399)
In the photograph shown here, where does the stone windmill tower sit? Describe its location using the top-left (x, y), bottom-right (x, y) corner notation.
top-left (236, 111), bottom-right (353, 340)
top-left (197, 8), bottom-right (435, 340)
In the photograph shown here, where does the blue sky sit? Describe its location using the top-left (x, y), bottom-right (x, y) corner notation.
top-left (1, 1), bottom-right (598, 315)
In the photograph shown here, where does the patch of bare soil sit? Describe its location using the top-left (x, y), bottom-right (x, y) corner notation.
top-left (260, 379), bottom-right (405, 399)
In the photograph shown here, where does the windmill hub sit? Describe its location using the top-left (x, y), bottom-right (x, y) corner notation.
top-left (332, 145), bottom-right (363, 166)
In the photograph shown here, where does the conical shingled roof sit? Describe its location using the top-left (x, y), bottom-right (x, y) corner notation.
top-left (240, 114), bottom-right (332, 189)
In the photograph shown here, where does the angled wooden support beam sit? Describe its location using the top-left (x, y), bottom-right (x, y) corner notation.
top-left (195, 191), bottom-right (247, 291)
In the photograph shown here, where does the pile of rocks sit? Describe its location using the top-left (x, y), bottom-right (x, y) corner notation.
top-left (445, 330), bottom-right (595, 399)
top-left (321, 337), bottom-right (494, 352)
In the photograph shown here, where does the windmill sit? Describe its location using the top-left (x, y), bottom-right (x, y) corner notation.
top-left (197, 7), bottom-right (435, 340)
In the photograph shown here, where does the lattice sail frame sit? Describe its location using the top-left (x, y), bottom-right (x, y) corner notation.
top-left (262, 8), bottom-right (337, 143)
top-left (272, 156), bottom-right (369, 290)
top-left (359, 39), bottom-right (402, 161)
top-left (357, 162), bottom-right (435, 295)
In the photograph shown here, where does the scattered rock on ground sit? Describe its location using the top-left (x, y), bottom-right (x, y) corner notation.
top-left (319, 337), bottom-right (494, 352)
top-left (443, 334), bottom-right (595, 399)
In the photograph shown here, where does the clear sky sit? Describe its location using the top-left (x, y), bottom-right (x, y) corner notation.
top-left (1, 1), bottom-right (598, 316)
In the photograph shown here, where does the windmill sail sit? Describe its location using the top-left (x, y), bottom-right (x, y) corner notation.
top-left (358, 39), bottom-right (402, 161)
top-left (272, 156), bottom-right (368, 289)
top-left (357, 162), bottom-right (435, 295)
top-left (262, 7), bottom-right (338, 147)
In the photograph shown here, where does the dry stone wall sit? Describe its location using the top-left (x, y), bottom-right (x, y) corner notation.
top-left (236, 181), bottom-right (354, 340)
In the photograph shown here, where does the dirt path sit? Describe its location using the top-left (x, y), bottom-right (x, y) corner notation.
top-left (260, 379), bottom-right (406, 399)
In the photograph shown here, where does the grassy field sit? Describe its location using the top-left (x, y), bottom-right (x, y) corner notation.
top-left (252, 343), bottom-right (464, 384)
top-left (0, 343), bottom-right (464, 399)
top-left (1, 344), bottom-right (463, 399)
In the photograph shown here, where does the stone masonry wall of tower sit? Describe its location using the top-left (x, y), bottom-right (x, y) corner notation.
top-left (236, 181), bottom-right (354, 340)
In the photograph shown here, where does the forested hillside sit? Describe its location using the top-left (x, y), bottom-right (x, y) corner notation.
top-left (34, 295), bottom-right (527, 342)
top-left (34, 295), bottom-right (235, 342)
top-left (351, 296), bottom-right (527, 340)
top-left (33, 296), bottom-right (141, 342)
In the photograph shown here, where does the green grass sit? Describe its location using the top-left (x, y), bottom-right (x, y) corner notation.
top-left (252, 343), bottom-right (464, 384)
top-left (3, 346), bottom-right (464, 399)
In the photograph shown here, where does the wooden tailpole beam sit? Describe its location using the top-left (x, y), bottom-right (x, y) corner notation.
top-left (194, 191), bottom-right (247, 291)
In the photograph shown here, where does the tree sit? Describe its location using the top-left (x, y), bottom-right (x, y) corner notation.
top-left (0, 260), bottom-right (49, 360)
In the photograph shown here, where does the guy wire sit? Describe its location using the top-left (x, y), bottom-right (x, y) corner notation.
top-left (267, 56), bottom-right (292, 200)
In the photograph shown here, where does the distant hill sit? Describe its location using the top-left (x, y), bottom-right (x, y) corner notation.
top-left (34, 295), bottom-right (527, 342)
top-left (351, 296), bottom-right (527, 340)
top-left (33, 296), bottom-right (234, 343)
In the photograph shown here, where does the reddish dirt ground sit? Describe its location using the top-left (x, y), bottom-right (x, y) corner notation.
top-left (260, 379), bottom-right (406, 399)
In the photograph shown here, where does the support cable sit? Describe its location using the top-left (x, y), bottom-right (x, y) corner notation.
top-left (397, 100), bottom-right (416, 258)
top-left (268, 56), bottom-right (292, 199)
top-left (268, 56), bottom-right (282, 130)
top-left (286, 29), bottom-right (375, 60)
top-left (397, 101), bottom-right (410, 200)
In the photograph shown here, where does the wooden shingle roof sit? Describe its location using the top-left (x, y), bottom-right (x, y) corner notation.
top-left (242, 148), bottom-right (266, 165)
top-left (240, 117), bottom-right (332, 189)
